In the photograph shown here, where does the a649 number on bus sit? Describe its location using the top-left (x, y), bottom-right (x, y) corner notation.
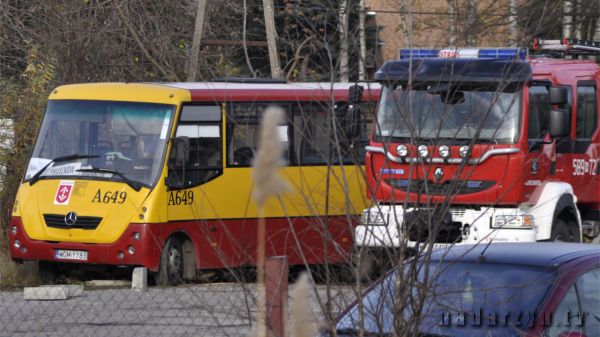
top-left (168, 191), bottom-right (194, 206)
top-left (92, 190), bottom-right (127, 204)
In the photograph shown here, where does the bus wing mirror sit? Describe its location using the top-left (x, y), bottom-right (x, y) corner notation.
top-left (549, 86), bottom-right (568, 105)
top-left (170, 137), bottom-right (190, 168)
top-left (549, 108), bottom-right (570, 138)
top-left (166, 137), bottom-right (189, 189)
top-left (348, 84), bottom-right (364, 104)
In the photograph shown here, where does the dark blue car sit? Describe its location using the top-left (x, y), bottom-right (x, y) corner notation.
top-left (335, 243), bottom-right (599, 337)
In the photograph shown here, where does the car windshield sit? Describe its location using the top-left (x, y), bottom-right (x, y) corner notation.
top-left (375, 84), bottom-right (522, 144)
top-left (336, 261), bottom-right (555, 337)
top-left (25, 100), bottom-right (174, 187)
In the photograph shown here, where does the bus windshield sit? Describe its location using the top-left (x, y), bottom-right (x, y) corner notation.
top-left (25, 100), bottom-right (174, 188)
top-left (375, 84), bottom-right (522, 144)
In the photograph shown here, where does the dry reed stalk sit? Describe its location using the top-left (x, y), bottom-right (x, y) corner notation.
top-left (251, 106), bottom-right (288, 337)
top-left (289, 273), bottom-right (318, 337)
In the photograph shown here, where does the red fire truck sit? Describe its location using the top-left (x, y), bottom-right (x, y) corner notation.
top-left (356, 39), bottom-right (599, 253)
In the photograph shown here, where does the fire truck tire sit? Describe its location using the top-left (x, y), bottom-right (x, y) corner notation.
top-left (157, 236), bottom-right (184, 286)
top-left (352, 249), bottom-right (378, 282)
top-left (551, 219), bottom-right (580, 242)
top-left (38, 261), bottom-right (59, 284)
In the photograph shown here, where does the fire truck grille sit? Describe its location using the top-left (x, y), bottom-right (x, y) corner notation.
top-left (403, 209), bottom-right (463, 243)
top-left (43, 214), bottom-right (102, 230)
top-left (385, 179), bottom-right (495, 195)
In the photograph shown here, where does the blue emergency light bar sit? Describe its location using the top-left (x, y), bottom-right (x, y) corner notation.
top-left (398, 48), bottom-right (528, 61)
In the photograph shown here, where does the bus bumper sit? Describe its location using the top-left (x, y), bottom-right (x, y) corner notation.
top-left (355, 205), bottom-right (538, 249)
top-left (8, 217), bottom-right (161, 271)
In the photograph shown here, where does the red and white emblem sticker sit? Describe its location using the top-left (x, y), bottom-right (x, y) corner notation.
top-left (54, 181), bottom-right (75, 205)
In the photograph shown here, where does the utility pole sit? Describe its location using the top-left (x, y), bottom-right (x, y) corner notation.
top-left (509, 0), bottom-right (518, 46)
top-left (563, 0), bottom-right (573, 38)
top-left (358, 0), bottom-right (366, 80)
top-left (447, 0), bottom-right (457, 46)
top-left (187, 0), bottom-right (208, 82)
top-left (338, 0), bottom-right (350, 82)
top-left (263, 0), bottom-right (283, 80)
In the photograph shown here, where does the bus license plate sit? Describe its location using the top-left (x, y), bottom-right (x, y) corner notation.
top-left (55, 249), bottom-right (88, 261)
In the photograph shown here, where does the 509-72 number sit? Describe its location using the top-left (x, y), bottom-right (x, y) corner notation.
top-left (168, 190), bottom-right (194, 205)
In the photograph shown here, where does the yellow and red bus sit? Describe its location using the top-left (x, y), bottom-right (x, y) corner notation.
top-left (9, 80), bottom-right (379, 284)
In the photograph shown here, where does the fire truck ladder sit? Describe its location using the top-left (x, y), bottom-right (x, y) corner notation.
top-left (533, 38), bottom-right (600, 57)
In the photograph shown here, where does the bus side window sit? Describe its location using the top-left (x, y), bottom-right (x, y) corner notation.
top-left (293, 102), bottom-right (331, 165)
top-left (576, 82), bottom-right (598, 139)
top-left (528, 85), bottom-right (551, 140)
top-left (168, 105), bottom-right (222, 189)
top-left (227, 103), bottom-right (289, 167)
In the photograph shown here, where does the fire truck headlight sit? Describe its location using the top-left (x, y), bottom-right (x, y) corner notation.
top-left (438, 145), bottom-right (450, 158)
top-left (492, 215), bottom-right (534, 229)
top-left (11, 225), bottom-right (17, 235)
top-left (14, 239), bottom-right (20, 249)
top-left (459, 145), bottom-right (470, 158)
top-left (417, 145), bottom-right (429, 158)
top-left (361, 209), bottom-right (388, 225)
top-left (396, 144), bottom-right (408, 157)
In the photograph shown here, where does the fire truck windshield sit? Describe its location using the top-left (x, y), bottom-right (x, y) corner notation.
top-left (25, 100), bottom-right (174, 188)
top-left (375, 84), bottom-right (521, 144)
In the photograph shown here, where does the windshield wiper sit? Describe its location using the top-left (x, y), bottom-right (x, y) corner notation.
top-left (76, 167), bottom-right (142, 191)
top-left (29, 154), bottom-right (99, 186)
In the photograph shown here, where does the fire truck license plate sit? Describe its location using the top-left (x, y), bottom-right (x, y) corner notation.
top-left (55, 249), bottom-right (88, 261)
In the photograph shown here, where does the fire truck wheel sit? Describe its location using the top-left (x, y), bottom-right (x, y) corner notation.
top-left (352, 249), bottom-right (378, 283)
top-left (38, 261), bottom-right (59, 284)
top-left (551, 219), bottom-right (579, 242)
top-left (157, 237), bottom-right (184, 286)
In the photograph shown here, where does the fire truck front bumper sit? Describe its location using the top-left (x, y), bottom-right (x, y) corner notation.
top-left (355, 205), bottom-right (538, 249)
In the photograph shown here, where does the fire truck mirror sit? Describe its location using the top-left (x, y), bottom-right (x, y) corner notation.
top-left (549, 108), bottom-right (570, 138)
top-left (549, 86), bottom-right (568, 105)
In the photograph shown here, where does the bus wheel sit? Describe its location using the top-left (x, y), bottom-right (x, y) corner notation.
top-left (38, 261), bottom-right (59, 284)
top-left (551, 219), bottom-right (579, 242)
top-left (157, 237), bottom-right (184, 286)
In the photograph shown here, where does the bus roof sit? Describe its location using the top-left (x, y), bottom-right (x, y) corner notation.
top-left (49, 82), bottom-right (380, 104)
top-left (161, 81), bottom-right (380, 102)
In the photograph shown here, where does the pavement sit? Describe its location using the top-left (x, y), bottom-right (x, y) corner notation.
top-left (0, 282), bottom-right (356, 337)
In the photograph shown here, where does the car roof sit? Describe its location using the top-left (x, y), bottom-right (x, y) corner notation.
top-left (429, 243), bottom-right (600, 269)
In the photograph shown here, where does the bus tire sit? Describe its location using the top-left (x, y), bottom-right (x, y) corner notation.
top-left (38, 261), bottom-right (59, 284)
top-left (551, 218), bottom-right (580, 242)
top-left (157, 236), bottom-right (184, 286)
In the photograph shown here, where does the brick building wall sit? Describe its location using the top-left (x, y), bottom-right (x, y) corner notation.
top-left (365, 0), bottom-right (517, 64)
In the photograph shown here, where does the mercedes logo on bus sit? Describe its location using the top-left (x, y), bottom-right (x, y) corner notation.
top-left (64, 212), bottom-right (78, 226)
